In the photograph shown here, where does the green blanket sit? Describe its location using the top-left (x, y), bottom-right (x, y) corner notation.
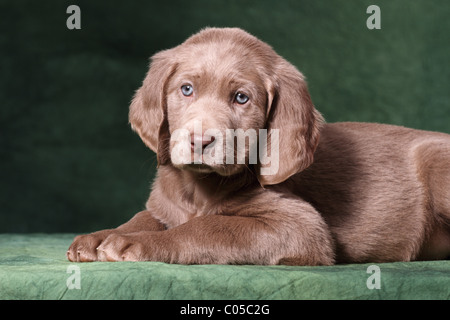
top-left (0, 234), bottom-right (448, 300)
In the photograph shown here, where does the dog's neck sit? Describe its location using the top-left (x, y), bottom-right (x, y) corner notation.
top-left (180, 167), bottom-right (257, 200)
top-left (157, 165), bottom-right (260, 217)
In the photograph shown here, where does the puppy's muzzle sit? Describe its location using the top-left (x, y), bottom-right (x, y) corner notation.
top-left (191, 133), bottom-right (216, 153)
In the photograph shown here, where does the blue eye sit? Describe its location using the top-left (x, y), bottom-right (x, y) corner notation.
top-left (181, 85), bottom-right (194, 96)
top-left (235, 92), bottom-right (249, 104)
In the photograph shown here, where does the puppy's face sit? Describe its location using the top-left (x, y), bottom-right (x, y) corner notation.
top-left (166, 42), bottom-right (269, 176)
top-left (129, 28), bottom-right (323, 185)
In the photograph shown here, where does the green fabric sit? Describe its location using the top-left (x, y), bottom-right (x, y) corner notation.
top-left (0, 234), bottom-right (449, 300)
top-left (1, 0), bottom-right (450, 233)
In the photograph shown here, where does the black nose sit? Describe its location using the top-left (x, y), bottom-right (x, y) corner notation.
top-left (191, 134), bottom-right (215, 152)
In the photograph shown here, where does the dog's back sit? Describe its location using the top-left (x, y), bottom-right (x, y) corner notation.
top-left (290, 122), bottom-right (450, 262)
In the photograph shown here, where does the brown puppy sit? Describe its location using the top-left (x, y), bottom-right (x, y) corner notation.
top-left (67, 28), bottom-right (450, 265)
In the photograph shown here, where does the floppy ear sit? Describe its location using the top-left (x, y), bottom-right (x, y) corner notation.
top-left (257, 60), bottom-right (323, 186)
top-left (128, 49), bottom-right (177, 165)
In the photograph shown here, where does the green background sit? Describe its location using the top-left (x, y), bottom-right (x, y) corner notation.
top-left (1, 0), bottom-right (449, 233)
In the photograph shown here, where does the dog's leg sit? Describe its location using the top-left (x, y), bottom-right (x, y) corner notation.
top-left (67, 210), bottom-right (165, 262)
top-left (415, 140), bottom-right (450, 259)
top-left (96, 196), bottom-right (336, 266)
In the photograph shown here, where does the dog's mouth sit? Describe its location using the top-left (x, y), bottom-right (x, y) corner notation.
top-left (169, 129), bottom-right (254, 176)
top-left (180, 162), bottom-right (245, 177)
top-left (184, 163), bottom-right (215, 174)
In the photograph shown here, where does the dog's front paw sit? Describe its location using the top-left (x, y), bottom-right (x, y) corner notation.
top-left (96, 232), bottom-right (151, 262)
top-left (67, 229), bottom-right (114, 262)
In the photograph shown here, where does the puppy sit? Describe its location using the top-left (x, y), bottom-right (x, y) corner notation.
top-left (67, 28), bottom-right (450, 265)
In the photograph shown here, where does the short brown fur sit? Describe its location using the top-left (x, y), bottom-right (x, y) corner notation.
top-left (68, 28), bottom-right (450, 265)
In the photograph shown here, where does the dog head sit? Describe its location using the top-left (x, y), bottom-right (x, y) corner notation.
top-left (129, 27), bottom-right (323, 186)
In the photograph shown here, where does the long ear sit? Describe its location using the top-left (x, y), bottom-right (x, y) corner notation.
top-left (257, 60), bottom-right (323, 186)
top-left (128, 49), bottom-right (177, 165)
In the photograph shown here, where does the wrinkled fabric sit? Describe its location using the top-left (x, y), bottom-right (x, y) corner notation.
top-left (0, 234), bottom-right (449, 300)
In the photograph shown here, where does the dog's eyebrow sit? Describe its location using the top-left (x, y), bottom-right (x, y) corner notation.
top-left (176, 71), bottom-right (203, 81)
top-left (175, 69), bottom-right (260, 91)
top-left (227, 77), bottom-right (256, 87)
